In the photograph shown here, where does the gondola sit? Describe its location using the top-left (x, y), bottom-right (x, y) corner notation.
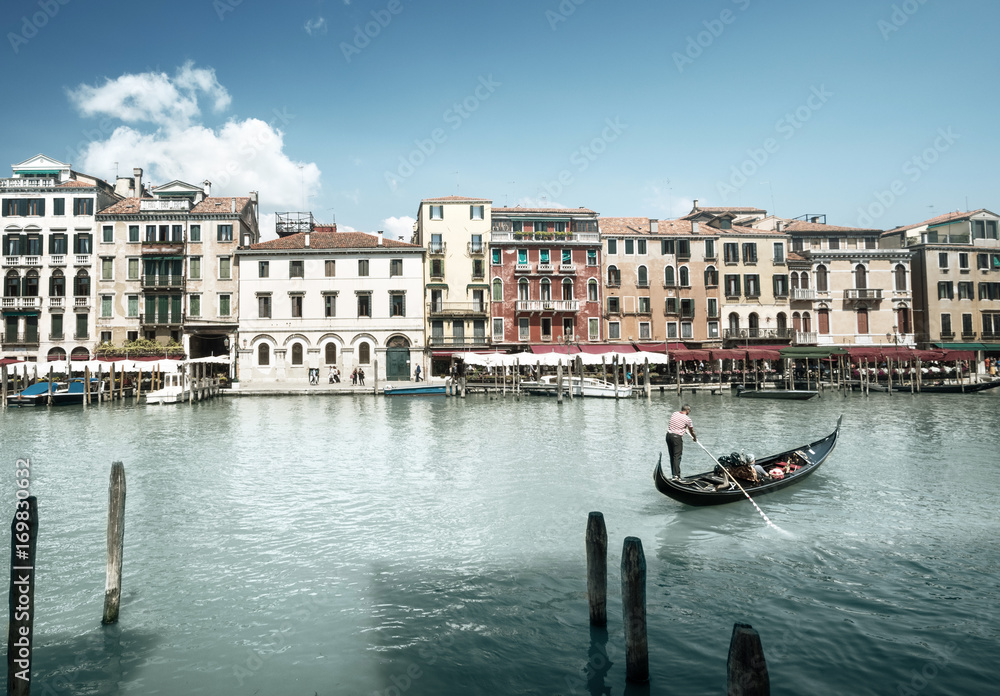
top-left (915, 381), bottom-right (1000, 394)
top-left (653, 416), bottom-right (842, 506)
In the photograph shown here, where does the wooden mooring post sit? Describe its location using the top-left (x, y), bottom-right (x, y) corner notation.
top-left (621, 536), bottom-right (648, 684)
top-left (556, 360), bottom-right (564, 404)
top-left (727, 622), bottom-right (769, 695)
top-left (84, 366), bottom-right (91, 405)
top-left (7, 494), bottom-right (38, 696)
top-left (102, 462), bottom-right (126, 625)
top-left (1, 364), bottom-right (7, 410)
top-left (585, 512), bottom-right (607, 626)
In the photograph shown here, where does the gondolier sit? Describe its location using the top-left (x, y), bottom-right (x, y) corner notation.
top-left (666, 404), bottom-right (696, 479)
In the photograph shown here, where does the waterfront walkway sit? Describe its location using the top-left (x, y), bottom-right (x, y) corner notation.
top-left (224, 379), bottom-right (442, 397)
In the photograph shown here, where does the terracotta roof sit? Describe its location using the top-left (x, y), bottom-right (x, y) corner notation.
top-left (421, 195), bottom-right (491, 203)
top-left (249, 231), bottom-right (421, 251)
top-left (492, 207), bottom-right (598, 215)
top-left (784, 220), bottom-right (883, 234)
top-left (686, 205), bottom-right (767, 217)
top-left (98, 197), bottom-right (148, 214)
top-left (56, 179), bottom-right (97, 188)
top-left (786, 251), bottom-right (808, 262)
top-left (717, 224), bottom-right (788, 237)
top-left (190, 196), bottom-right (252, 214)
top-left (599, 217), bottom-right (651, 236)
top-left (884, 209), bottom-right (992, 235)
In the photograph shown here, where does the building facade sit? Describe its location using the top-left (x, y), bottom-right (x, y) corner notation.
top-left (236, 229), bottom-right (425, 383)
top-left (489, 207), bottom-right (603, 348)
top-left (2, 154), bottom-right (120, 363)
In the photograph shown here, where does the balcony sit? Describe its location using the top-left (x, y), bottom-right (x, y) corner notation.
top-left (490, 230), bottom-right (601, 244)
top-left (427, 335), bottom-right (489, 347)
top-left (794, 331), bottom-right (818, 345)
top-left (73, 297), bottom-right (91, 309)
top-left (73, 332), bottom-right (89, 340)
top-left (428, 242), bottom-right (447, 255)
top-left (3, 256), bottom-right (19, 267)
top-left (467, 242), bottom-right (484, 255)
top-left (23, 256), bottom-right (40, 267)
top-left (141, 242), bottom-right (184, 256)
top-left (75, 255), bottom-right (92, 266)
top-left (537, 263), bottom-right (554, 273)
top-left (791, 288), bottom-right (816, 301)
top-left (142, 275), bottom-right (184, 289)
top-left (19, 297), bottom-right (40, 310)
top-left (940, 331), bottom-right (956, 339)
top-left (0, 177), bottom-right (55, 188)
top-left (427, 301), bottom-right (488, 317)
top-left (559, 263), bottom-right (576, 273)
top-left (140, 199), bottom-right (191, 211)
top-left (845, 288), bottom-right (883, 301)
top-left (140, 313), bottom-right (185, 327)
top-left (49, 297), bottom-right (64, 309)
top-left (516, 300), bottom-right (579, 312)
top-left (49, 332), bottom-right (64, 341)
top-left (515, 263), bottom-right (532, 274)
top-left (723, 328), bottom-right (794, 342)
top-left (49, 255), bottom-right (66, 266)
top-left (1, 332), bottom-right (40, 347)
top-left (961, 331), bottom-right (977, 340)
top-left (0, 297), bottom-right (13, 309)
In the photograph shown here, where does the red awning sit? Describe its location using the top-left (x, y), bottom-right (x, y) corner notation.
top-left (0, 358), bottom-right (26, 366)
top-left (940, 350), bottom-right (975, 361)
top-left (671, 349), bottom-right (711, 362)
top-left (579, 344), bottom-right (636, 354)
top-left (711, 349), bottom-right (747, 361)
top-left (747, 349), bottom-right (782, 360)
top-left (635, 342), bottom-right (685, 353)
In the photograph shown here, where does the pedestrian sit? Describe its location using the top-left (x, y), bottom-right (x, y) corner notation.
top-left (414, 365), bottom-right (422, 382)
top-left (333, 365), bottom-right (340, 383)
top-left (351, 368), bottom-right (357, 386)
top-left (358, 367), bottom-right (365, 386)
top-left (666, 404), bottom-right (697, 480)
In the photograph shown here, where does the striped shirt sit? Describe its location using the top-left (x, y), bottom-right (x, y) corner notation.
top-left (668, 411), bottom-right (694, 436)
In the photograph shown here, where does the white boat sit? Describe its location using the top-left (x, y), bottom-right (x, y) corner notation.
top-left (144, 372), bottom-right (190, 405)
top-left (522, 375), bottom-right (633, 398)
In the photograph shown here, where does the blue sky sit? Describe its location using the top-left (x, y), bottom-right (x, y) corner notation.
top-left (3, 0), bottom-right (998, 238)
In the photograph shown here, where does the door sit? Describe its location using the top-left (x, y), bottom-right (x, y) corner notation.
top-left (386, 337), bottom-right (411, 380)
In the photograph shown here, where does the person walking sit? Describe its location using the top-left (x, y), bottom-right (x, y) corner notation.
top-left (666, 404), bottom-right (697, 480)
top-left (414, 365), bottom-right (422, 382)
top-left (351, 368), bottom-right (357, 386)
top-left (358, 367), bottom-right (365, 386)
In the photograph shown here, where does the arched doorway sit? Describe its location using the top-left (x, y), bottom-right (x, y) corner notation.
top-left (47, 347), bottom-right (66, 362)
top-left (386, 336), bottom-right (411, 381)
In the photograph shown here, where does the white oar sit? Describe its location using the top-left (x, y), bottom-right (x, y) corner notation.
top-left (694, 440), bottom-right (784, 533)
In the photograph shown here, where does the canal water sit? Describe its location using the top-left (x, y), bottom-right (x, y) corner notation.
top-left (1, 390), bottom-right (998, 695)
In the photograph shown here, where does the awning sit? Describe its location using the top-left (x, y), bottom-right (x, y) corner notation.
top-left (710, 349), bottom-right (747, 361)
top-left (530, 345), bottom-right (580, 354)
top-left (747, 348), bottom-right (782, 360)
top-left (940, 350), bottom-right (975, 361)
top-left (579, 344), bottom-right (636, 355)
top-left (671, 349), bottom-right (711, 362)
top-left (779, 347), bottom-right (848, 359)
top-left (634, 342), bottom-right (685, 353)
top-left (932, 342), bottom-right (989, 350)
top-left (426, 283), bottom-right (449, 289)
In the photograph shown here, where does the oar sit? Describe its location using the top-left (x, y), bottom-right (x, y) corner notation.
top-left (694, 440), bottom-right (783, 532)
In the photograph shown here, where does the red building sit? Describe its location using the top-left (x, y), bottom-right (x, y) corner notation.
top-left (489, 207), bottom-right (603, 349)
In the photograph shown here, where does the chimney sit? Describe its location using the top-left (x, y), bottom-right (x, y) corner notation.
top-left (811, 216), bottom-right (820, 224)
top-left (304, 231), bottom-right (310, 248)
top-left (133, 168), bottom-right (143, 196)
top-left (203, 180), bottom-right (212, 195)
top-left (693, 199), bottom-right (699, 209)
top-left (776, 221), bottom-right (783, 233)
top-left (231, 197), bottom-right (236, 213)
top-left (377, 230), bottom-right (384, 246)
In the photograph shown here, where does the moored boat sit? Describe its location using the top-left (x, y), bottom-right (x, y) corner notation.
top-left (522, 375), bottom-right (633, 398)
top-left (6, 381), bottom-right (52, 407)
top-left (145, 373), bottom-right (190, 405)
top-left (653, 416), bottom-right (842, 506)
top-left (383, 384), bottom-right (446, 396)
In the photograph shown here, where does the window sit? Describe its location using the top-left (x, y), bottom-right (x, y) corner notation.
top-left (259, 261), bottom-right (269, 278)
top-left (73, 198), bottom-right (93, 215)
top-left (561, 249), bottom-right (572, 265)
top-left (124, 225), bottom-right (138, 243)
top-left (290, 343), bottom-right (304, 365)
top-left (219, 257), bottom-right (231, 280)
top-left (357, 292), bottom-right (371, 317)
top-left (639, 322), bottom-right (651, 339)
top-left (291, 295), bottom-right (303, 318)
top-left (217, 224), bottom-right (233, 242)
top-left (677, 240), bottom-right (690, 259)
top-left (100, 258), bottom-right (112, 281)
top-left (390, 293), bottom-right (406, 317)
top-left (816, 265), bottom-right (828, 292)
top-left (49, 271), bottom-right (64, 296)
top-left (540, 279), bottom-right (551, 301)
top-left (744, 274), bottom-right (760, 297)
top-left (491, 248), bottom-right (501, 265)
top-left (534, 221), bottom-right (547, 234)
top-left (492, 278), bottom-right (503, 301)
top-left (539, 249), bottom-right (551, 265)
top-left (708, 321), bottom-right (719, 338)
top-left (607, 296), bottom-right (620, 314)
top-left (962, 313), bottom-right (974, 335)
top-left (258, 295), bottom-right (271, 318)
top-left (189, 224), bottom-right (201, 242)
top-left (189, 294), bottom-right (201, 317)
top-left (725, 274), bottom-right (741, 297)
top-left (517, 249), bottom-right (528, 265)
top-left (190, 257), bottom-right (201, 280)
top-left (707, 298), bottom-right (718, 318)
top-left (493, 317), bottom-right (504, 338)
top-left (73, 270), bottom-right (90, 296)
top-left (978, 253), bottom-right (990, 270)
top-left (773, 274), bottom-right (789, 297)
top-left (588, 279), bottom-right (598, 302)
top-left (171, 225), bottom-right (182, 242)
top-left (518, 318), bottom-right (529, 341)
top-left (854, 264), bottom-right (867, 289)
top-left (126, 294), bottom-right (139, 317)
top-left (937, 281), bottom-right (954, 300)
top-left (75, 313), bottom-right (88, 339)
top-left (607, 239), bottom-right (618, 255)
top-left (958, 253), bottom-right (969, 271)
top-left (704, 239), bottom-right (716, 259)
top-left (512, 221), bottom-right (523, 233)
top-left (958, 282), bottom-right (974, 300)
top-left (681, 322), bottom-right (693, 339)
top-left (979, 282), bottom-right (1000, 300)
top-left (939, 252), bottom-right (949, 270)
top-left (472, 258), bottom-right (485, 279)
top-left (324, 260), bottom-right (335, 277)
top-left (53, 198), bottom-right (65, 216)
top-left (638, 297), bottom-right (651, 314)
top-left (661, 239), bottom-right (675, 255)
top-left (74, 233), bottom-right (92, 254)
top-left (666, 322), bottom-right (678, 339)
top-left (561, 278), bottom-right (573, 301)
top-left (829, 237), bottom-right (840, 250)
top-left (608, 321), bottom-right (621, 340)
top-left (724, 242), bottom-right (739, 263)
top-left (290, 260), bottom-right (304, 278)
top-left (665, 297), bottom-right (678, 315)
top-left (589, 317), bottom-right (599, 341)
top-left (637, 265), bottom-right (648, 287)
top-left (665, 266), bottom-right (678, 287)
top-left (680, 298), bottom-right (695, 318)
top-left (324, 293), bottom-right (336, 317)
top-left (742, 243), bottom-right (758, 264)
top-left (625, 239), bottom-right (635, 255)
top-left (637, 239), bottom-right (647, 255)
top-left (470, 205), bottom-right (484, 220)
top-left (517, 279), bottom-right (528, 301)
top-left (100, 295), bottom-right (112, 318)
top-left (218, 294), bottom-right (231, 316)
top-left (430, 259), bottom-right (444, 278)
top-left (704, 266), bottom-right (718, 286)
top-left (145, 225), bottom-right (156, 242)
top-left (554, 222), bottom-right (566, 233)
top-left (355, 259), bottom-right (369, 277)
top-left (679, 266), bottom-right (690, 287)
top-left (50, 234), bottom-right (66, 254)
top-left (607, 266), bottom-right (620, 286)
top-left (941, 313), bottom-right (952, 335)
top-left (773, 242), bottom-right (784, 263)
top-left (390, 259), bottom-right (403, 277)
top-left (430, 205), bottom-right (443, 220)
top-left (102, 226), bottom-right (114, 243)
top-left (257, 343), bottom-right (270, 366)
top-left (587, 249), bottom-right (597, 266)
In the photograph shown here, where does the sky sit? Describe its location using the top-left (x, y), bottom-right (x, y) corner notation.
top-left (3, 0), bottom-right (999, 240)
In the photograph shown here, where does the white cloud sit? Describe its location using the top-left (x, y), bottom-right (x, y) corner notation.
top-left (304, 16), bottom-right (327, 35)
top-left (515, 196), bottom-right (569, 209)
top-left (67, 64), bottom-right (321, 212)
top-left (67, 62), bottom-right (230, 129)
top-left (381, 215), bottom-right (415, 241)
top-left (642, 183), bottom-right (693, 218)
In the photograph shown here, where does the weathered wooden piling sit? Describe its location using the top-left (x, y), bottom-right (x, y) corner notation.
top-left (556, 360), bottom-right (564, 403)
top-left (585, 512), bottom-right (607, 626)
top-left (84, 366), bottom-right (91, 405)
top-left (727, 622), bottom-right (769, 695)
top-left (621, 536), bottom-right (648, 683)
top-left (47, 366), bottom-right (54, 406)
top-left (567, 356), bottom-right (574, 400)
top-left (102, 462), bottom-right (126, 625)
top-left (1, 364), bottom-right (7, 409)
top-left (7, 494), bottom-right (38, 696)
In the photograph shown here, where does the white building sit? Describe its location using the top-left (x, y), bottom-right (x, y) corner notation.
top-left (2, 154), bottom-right (120, 363)
top-left (236, 227), bottom-right (425, 384)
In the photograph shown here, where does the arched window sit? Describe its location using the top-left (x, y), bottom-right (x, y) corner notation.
top-left (818, 308), bottom-right (830, 334)
top-left (588, 279), bottom-right (598, 302)
top-left (24, 270), bottom-right (39, 297)
top-left (291, 343), bottom-right (303, 365)
top-left (664, 266), bottom-right (675, 287)
top-left (894, 264), bottom-right (907, 291)
top-left (492, 278), bottom-right (503, 301)
top-left (4, 271), bottom-right (19, 297)
top-left (704, 265), bottom-right (718, 286)
top-left (855, 264), bottom-right (867, 289)
top-left (608, 265), bottom-right (620, 286)
top-left (47, 347), bottom-right (67, 362)
top-left (358, 342), bottom-right (370, 364)
top-left (518, 278), bottom-right (529, 301)
top-left (790, 272), bottom-right (799, 290)
top-left (748, 312), bottom-right (759, 336)
top-left (679, 266), bottom-right (690, 287)
top-left (793, 312), bottom-right (802, 332)
top-left (800, 272), bottom-right (810, 290)
top-left (74, 270), bottom-right (90, 296)
top-left (49, 270), bottom-right (65, 297)
top-left (325, 343), bottom-right (337, 365)
top-left (540, 278), bottom-right (551, 301)
top-left (258, 343), bottom-right (270, 366)
top-left (776, 312), bottom-right (787, 332)
top-left (637, 265), bottom-right (648, 287)
top-left (896, 305), bottom-right (911, 334)
top-left (802, 311), bottom-right (811, 332)
top-left (728, 312), bottom-right (740, 335)
top-left (816, 265), bottom-right (828, 292)
top-left (562, 278), bottom-right (574, 300)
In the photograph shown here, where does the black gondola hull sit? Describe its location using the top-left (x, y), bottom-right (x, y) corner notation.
top-left (653, 417), bottom-right (841, 506)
